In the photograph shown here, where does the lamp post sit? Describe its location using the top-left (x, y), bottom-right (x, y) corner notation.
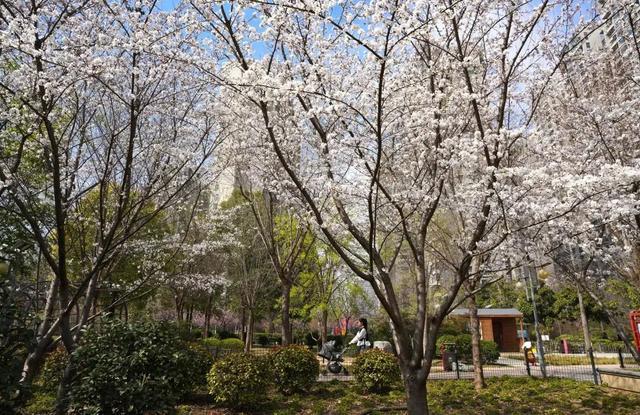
top-left (526, 264), bottom-right (547, 378)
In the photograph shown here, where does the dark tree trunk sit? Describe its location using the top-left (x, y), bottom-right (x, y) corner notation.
top-left (281, 282), bottom-right (292, 345)
top-left (204, 295), bottom-right (212, 338)
top-left (401, 366), bottom-right (428, 415)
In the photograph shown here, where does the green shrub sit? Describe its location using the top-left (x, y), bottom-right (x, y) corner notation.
top-left (436, 334), bottom-right (500, 364)
top-left (203, 337), bottom-right (221, 348)
top-left (254, 332), bottom-right (282, 346)
top-left (352, 349), bottom-right (400, 393)
top-left (184, 342), bottom-right (214, 388)
top-left (207, 353), bottom-right (269, 408)
top-left (0, 275), bottom-right (36, 414)
top-left (37, 346), bottom-right (68, 392)
top-left (480, 340), bottom-right (500, 363)
top-left (270, 345), bottom-right (319, 394)
top-left (220, 337), bottom-right (244, 350)
top-left (216, 329), bottom-right (238, 340)
top-left (171, 321), bottom-right (202, 342)
top-left (68, 321), bottom-right (199, 414)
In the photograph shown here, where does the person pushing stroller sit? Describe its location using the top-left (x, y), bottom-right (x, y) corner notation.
top-left (349, 317), bottom-right (372, 353)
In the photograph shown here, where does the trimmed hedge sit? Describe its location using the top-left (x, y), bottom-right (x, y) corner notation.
top-left (352, 349), bottom-right (400, 393)
top-left (220, 338), bottom-right (244, 350)
top-left (207, 353), bottom-right (269, 408)
top-left (270, 345), bottom-right (319, 394)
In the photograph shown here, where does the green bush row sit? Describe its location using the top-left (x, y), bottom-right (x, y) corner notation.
top-left (203, 337), bottom-right (245, 350)
top-left (207, 345), bottom-right (319, 408)
top-left (207, 346), bottom-right (402, 409)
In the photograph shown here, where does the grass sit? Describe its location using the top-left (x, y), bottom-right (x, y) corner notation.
top-left (169, 377), bottom-right (640, 415)
top-left (23, 377), bottom-right (640, 414)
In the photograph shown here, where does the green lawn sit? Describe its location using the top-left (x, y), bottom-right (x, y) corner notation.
top-left (167, 377), bottom-right (640, 415)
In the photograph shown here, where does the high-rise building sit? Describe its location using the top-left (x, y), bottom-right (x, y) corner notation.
top-left (599, 0), bottom-right (640, 62)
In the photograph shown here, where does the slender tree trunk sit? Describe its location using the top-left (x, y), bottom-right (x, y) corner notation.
top-left (245, 309), bottom-right (254, 352)
top-left (37, 277), bottom-right (59, 339)
top-left (21, 278), bottom-right (60, 384)
top-left (241, 306), bottom-right (247, 343)
top-left (204, 295), bottom-right (212, 338)
top-left (74, 272), bottom-right (100, 342)
top-left (321, 308), bottom-right (328, 346)
top-left (577, 286), bottom-right (592, 352)
top-left (20, 328), bottom-right (56, 384)
top-left (281, 282), bottom-right (292, 345)
top-left (467, 291), bottom-right (486, 390)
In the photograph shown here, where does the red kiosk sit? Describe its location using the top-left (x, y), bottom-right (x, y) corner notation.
top-left (631, 310), bottom-right (640, 353)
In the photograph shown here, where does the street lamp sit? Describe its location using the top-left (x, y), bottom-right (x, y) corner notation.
top-left (524, 264), bottom-right (547, 378)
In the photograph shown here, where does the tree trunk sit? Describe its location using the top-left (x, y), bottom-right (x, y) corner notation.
top-left (175, 292), bottom-right (183, 322)
top-left (577, 286), bottom-right (592, 352)
top-left (241, 306), bottom-right (247, 343)
top-left (37, 277), bottom-right (59, 339)
top-left (467, 291), bottom-right (486, 390)
top-left (281, 282), bottom-right (292, 345)
top-left (245, 309), bottom-right (254, 352)
top-left (74, 271), bottom-right (100, 342)
top-left (20, 331), bottom-right (55, 384)
top-left (204, 295), bottom-right (212, 338)
top-left (402, 366), bottom-right (428, 415)
top-left (321, 308), bottom-right (328, 346)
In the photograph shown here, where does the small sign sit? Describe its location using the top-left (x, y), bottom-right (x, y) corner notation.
top-left (541, 334), bottom-right (550, 341)
top-left (517, 330), bottom-right (528, 339)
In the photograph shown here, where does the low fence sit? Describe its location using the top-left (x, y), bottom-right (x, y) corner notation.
top-left (204, 342), bottom-right (640, 384)
top-left (432, 343), bottom-right (639, 384)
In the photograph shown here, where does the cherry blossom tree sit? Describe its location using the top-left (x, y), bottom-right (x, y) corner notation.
top-left (189, 1), bottom-right (597, 412)
top-left (0, 1), bottom-right (224, 404)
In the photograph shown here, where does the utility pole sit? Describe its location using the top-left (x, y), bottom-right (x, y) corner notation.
top-left (527, 264), bottom-right (547, 378)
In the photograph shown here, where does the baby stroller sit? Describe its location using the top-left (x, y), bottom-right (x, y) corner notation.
top-left (318, 340), bottom-right (351, 374)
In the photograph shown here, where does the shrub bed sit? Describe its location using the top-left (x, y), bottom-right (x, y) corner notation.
top-left (207, 353), bottom-right (269, 408)
top-left (270, 345), bottom-right (319, 394)
top-left (352, 349), bottom-right (400, 393)
top-left (68, 321), bottom-right (198, 414)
